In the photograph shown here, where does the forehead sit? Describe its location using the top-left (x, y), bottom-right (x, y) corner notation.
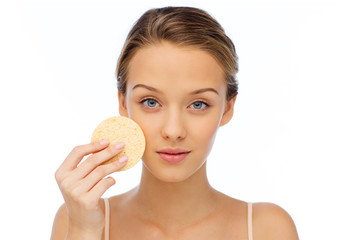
top-left (127, 41), bottom-right (226, 91)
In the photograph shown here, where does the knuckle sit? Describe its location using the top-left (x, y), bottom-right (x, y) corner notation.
top-left (59, 178), bottom-right (71, 191)
top-left (70, 187), bottom-right (82, 201)
top-left (70, 145), bottom-right (82, 155)
top-left (106, 177), bottom-right (116, 186)
top-left (99, 178), bottom-right (112, 190)
top-left (71, 142), bottom-right (93, 154)
top-left (106, 146), bottom-right (116, 155)
top-left (54, 169), bottom-right (62, 182)
top-left (93, 141), bottom-right (102, 148)
top-left (83, 158), bottom-right (95, 169)
top-left (68, 142), bottom-right (102, 159)
top-left (95, 165), bottom-right (108, 176)
top-left (111, 160), bottom-right (122, 170)
top-left (55, 169), bottom-right (69, 185)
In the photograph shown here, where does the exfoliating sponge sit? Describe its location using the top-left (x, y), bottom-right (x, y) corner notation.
top-left (91, 116), bottom-right (145, 171)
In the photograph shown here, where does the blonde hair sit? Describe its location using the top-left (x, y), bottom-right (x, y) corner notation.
top-left (116, 6), bottom-right (238, 100)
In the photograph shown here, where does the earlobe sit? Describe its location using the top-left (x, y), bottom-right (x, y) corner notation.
top-left (219, 95), bottom-right (237, 127)
top-left (118, 91), bottom-right (128, 117)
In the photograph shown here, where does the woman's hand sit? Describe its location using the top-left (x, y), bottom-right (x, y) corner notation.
top-left (54, 140), bottom-right (128, 238)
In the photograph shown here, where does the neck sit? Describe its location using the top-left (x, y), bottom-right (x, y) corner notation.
top-left (132, 162), bottom-right (217, 231)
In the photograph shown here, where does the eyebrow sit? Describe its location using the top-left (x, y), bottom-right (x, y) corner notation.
top-left (132, 84), bottom-right (219, 95)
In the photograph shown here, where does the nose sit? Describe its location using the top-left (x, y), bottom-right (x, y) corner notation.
top-left (161, 108), bottom-right (187, 141)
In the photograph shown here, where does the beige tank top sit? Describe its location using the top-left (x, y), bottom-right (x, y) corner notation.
top-left (103, 198), bottom-right (253, 240)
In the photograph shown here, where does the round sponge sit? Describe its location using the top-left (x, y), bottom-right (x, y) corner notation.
top-left (91, 116), bottom-right (145, 171)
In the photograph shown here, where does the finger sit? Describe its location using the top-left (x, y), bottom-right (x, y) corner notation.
top-left (79, 156), bottom-right (128, 193)
top-left (72, 142), bottom-right (125, 180)
top-left (59, 140), bottom-right (110, 172)
top-left (87, 177), bottom-right (116, 200)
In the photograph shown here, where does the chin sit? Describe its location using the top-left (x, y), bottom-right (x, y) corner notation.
top-left (142, 163), bottom-right (188, 182)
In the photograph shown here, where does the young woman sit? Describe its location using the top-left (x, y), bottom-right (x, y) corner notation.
top-left (51, 7), bottom-right (299, 240)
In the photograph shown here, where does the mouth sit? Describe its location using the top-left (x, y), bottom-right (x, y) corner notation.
top-left (157, 149), bottom-right (191, 163)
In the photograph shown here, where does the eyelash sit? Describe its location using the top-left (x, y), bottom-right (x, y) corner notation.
top-left (139, 97), bottom-right (210, 111)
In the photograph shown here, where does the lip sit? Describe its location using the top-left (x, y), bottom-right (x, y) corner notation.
top-left (157, 148), bottom-right (191, 163)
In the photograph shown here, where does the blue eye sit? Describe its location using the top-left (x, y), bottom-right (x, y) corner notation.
top-left (141, 98), bottom-right (160, 108)
top-left (190, 101), bottom-right (208, 110)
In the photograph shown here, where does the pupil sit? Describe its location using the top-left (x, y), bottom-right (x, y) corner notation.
top-left (194, 102), bottom-right (201, 109)
top-left (149, 100), bottom-right (156, 107)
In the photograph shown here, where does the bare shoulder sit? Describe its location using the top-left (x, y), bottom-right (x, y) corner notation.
top-left (253, 202), bottom-right (299, 240)
top-left (51, 203), bottom-right (68, 240)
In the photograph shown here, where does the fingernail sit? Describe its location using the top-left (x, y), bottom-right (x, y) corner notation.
top-left (118, 156), bottom-right (128, 163)
top-left (113, 142), bottom-right (125, 150)
top-left (99, 139), bottom-right (109, 146)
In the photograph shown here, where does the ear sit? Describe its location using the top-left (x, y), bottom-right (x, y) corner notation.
top-left (118, 91), bottom-right (129, 117)
top-left (219, 95), bottom-right (237, 127)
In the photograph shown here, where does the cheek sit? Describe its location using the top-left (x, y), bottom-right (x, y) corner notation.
top-left (127, 110), bottom-right (161, 149)
top-left (197, 121), bottom-right (218, 144)
top-left (188, 114), bottom-right (221, 147)
top-left (139, 119), bottom-right (159, 145)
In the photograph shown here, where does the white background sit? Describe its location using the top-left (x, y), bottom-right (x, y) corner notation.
top-left (1, 0), bottom-right (349, 239)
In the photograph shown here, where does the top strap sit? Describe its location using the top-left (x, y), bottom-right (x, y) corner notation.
top-left (104, 198), bottom-right (110, 240)
top-left (248, 202), bottom-right (253, 240)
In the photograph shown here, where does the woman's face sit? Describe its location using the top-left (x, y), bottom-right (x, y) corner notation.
top-left (119, 41), bottom-right (235, 182)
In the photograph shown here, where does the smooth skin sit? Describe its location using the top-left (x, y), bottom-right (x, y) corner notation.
top-left (51, 41), bottom-right (299, 240)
